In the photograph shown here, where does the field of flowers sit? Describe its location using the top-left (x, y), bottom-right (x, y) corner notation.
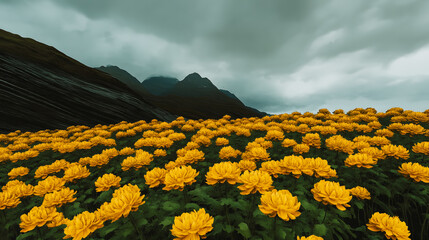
top-left (0, 107), bottom-right (428, 240)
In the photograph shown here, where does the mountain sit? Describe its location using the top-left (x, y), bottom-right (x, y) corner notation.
top-left (95, 65), bottom-right (153, 97)
top-left (219, 89), bottom-right (240, 101)
top-left (141, 76), bottom-right (179, 96)
top-left (147, 72), bottom-right (270, 119)
top-left (100, 67), bottom-right (270, 119)
top-left (0, 29), bottom-right (268, 133)
top-left (0, 29), bottom-right (178, 134)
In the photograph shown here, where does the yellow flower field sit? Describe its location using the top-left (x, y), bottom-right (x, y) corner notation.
top-left (0, 107), bottom-right (428, 240)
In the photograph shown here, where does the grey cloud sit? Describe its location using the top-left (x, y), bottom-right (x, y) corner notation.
top-left (1, 0), bottom-right (429, 115)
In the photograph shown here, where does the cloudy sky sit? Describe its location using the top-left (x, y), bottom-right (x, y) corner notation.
top-left (1, 0), bottom-right (429, 115)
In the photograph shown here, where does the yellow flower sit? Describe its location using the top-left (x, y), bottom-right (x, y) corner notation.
top-left (279, 155), bottom-right (312, 178)
top-left (144, 167), bottom-right (168, 188)
top-left (34, 176), bottom-right (66, 197)
top-left (281, 138), bottom-right (298, 148)
top-left (400, 123), bottom-right (426, 136)
top-left (348, 186), bottom-right (371, 200)
top-left (98, 184), bottom-right (145, 223)
top-left (369, 136), bottom-right (391, 146)
top-left (260, 161), bottom-right (284, 178)
top-left (302, 133), bottom-right (321, 149)
top-left (205, 162), bottom-right (241, 185)
top-left (366, 212), bottom-right (411, 240)
top-left (241, 147), bottom-right (271, 162)
top-left (7, 183), bottom-right (34, 198)
top-left (265, 130), bottom-right (285, 141)
top-left (182, 149), bottom-right (205, 164)
top-left (311, 180), bottom-right (352, 211)
top-left (375, 129), bottom-right (394, 138)
top-left (7, 166), bottom-right (30, 179)
top-left (297, 235), bottom-right (324, 240)
top-left (237, 170), bottom-right (274, 195)
top-left (41, 187), bottom-right (77, 208)
top-left (19, 206), bottom-right (60, 232)
top-left (62, 164), bottom-right (91, 183)
top-left (358, 147), bottom-right (386, 161)
top-left (34, 165), bottom-right (53, 179)
top-left (89, 154), bottom-right (110, 167)
top-left (95, 173), bottom-right (122, 192)
top-left (381, 144), bottom-right (409, 160)
top-left (121, 156), bottom-right (144, 171)
top-left (258, 189), bottom-right (301, 221)
top-left (398, 162), bottom-right (429, 183)
top-left (154, 149), bottom-right (167, 157)
top-left (48, 159), bottom-right (71, 173)
top-left (119, 147), bottom-right (135, 155)
top-left (171, 208), bottom-right (214, 240)
top-left (344, 153), bottom-right (377, 168)
top-left (293, 144), bottom-right (310, 155)
top-left (412, 141), bottom-right (429, 155)
top-left (0, 190), bottom-right (21, 210)
top-left (219, 146), bottom-right (242, 160)
top-left (215, 137), bottom-right (229, 146)
top-left (162, 166), bottom-right (199, 191)
top-left (154, 137), bottom-right (174, 148)
top-left (63, 211), bottom-right (105, 240)
top-left (237, 160), bottom-right (257, 172)
top-left (46, 211), bottom-right (68, 228)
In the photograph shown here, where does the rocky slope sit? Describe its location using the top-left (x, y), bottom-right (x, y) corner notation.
top-left (0, 29), bottom-right (178, 134)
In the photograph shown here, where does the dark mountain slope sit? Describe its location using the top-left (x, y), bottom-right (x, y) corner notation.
top-left (141, 76), bottom-right (179, 96)
top-left (0, 29), bottom-right (178, 133)
top-left (95, 65), bottom-right (153, 98)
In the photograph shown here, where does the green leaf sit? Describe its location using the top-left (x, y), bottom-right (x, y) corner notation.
top-left (16, 231), bottom-right (36, 240)
top-left (254, 215), bottom-right (271, 230)
top-left (185, 203), bottom-right (200, 211)
top-left (408, 194), bottom-right (427, 206)
top-left (354, 200), bottom-right (364, 210)
top-left (219, 198), bottom-right (235, 206)
top-left (120, 222), bottom-right (135, 237)
top-left (99, 222), bottom-right (120, 237)
top-left (236, 222), bottom-right (252, 238)
top-left (96, 189), bottom-right (113, 203)
top-left (84, 197), bottom-right (95, 204)
top-left (313, 224), bottom-right (328, 236)
top-left (160, 216), bottom-right (174, 229)
top-left (223, 224), bottom-right (234, 233)
top-left (229, 199), bottom-right (249, 211)
top-left (368, 179), bottom-right (392, 198)
top-left (162, 201), bottom-right (181, 212)
top-left (300, 199), bottom-right (317, 211)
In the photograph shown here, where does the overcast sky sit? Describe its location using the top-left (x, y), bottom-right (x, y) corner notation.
top-left (1, 0), bottom-right (429, 115)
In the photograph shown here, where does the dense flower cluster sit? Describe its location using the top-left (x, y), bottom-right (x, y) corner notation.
top-left (367, 212), bottom-right (411, 240)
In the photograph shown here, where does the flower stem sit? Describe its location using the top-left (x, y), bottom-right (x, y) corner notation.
top-left (36, 227), bottom-right (43, 240)
top-left (272, 216), bottom-right (277, 240)
top-left (322, 205), bottom-right (328, 224)
top-left (129, 213), bottom-right (145, 240)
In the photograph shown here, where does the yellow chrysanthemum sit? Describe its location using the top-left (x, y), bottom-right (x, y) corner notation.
top-left (293, 144), bottom-right (310, 155)
top-left (144, 167), bottom-right (168, 188)
top-left (0, 190), bottom-right (21, 210)
top-left (366, 212), bottom-right (411, 240)
top-left (311, 180), bottom-right (352, 211)
top-left (344, 153), bottom-right (377, 168)
top-left (19, 206), bottom-right (60, 232)
top-left (258, 189), bottom-right (302, 221)
top-left (281, 138), bottom-right (298, 148)
top-left (236, 170), bottom-right (275, 195)
top-left (7, 166), bottom-right (30, 179)
top-left (41, 187), bottom-right (77, 208)
top-left (219, 146), bottom-right (242, 160)
top-left (63, 211), bottom-right (105, 240)
top-left (348, 186), bottom-right (371, 200)
top-left (171, 208), bottom-right (214, 240)
top-left (297, 235), bottom-right (324, 240)
top-left (412, 142), bottom-right (429, 155)
top-left (205, 161), bottom-right (241, 185)
top-left (94, 173), bottom-right (121, 192)
top-left (33, 176), bottom-right (66, 197)
top-left (381, 144), bottom-right (409, 160)
top-left (398, 162), bottom-right (429, 183)
top-left (162, 166), bottom-right (199, 191)
top-left (302, 133), bottom-right (321, 148)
